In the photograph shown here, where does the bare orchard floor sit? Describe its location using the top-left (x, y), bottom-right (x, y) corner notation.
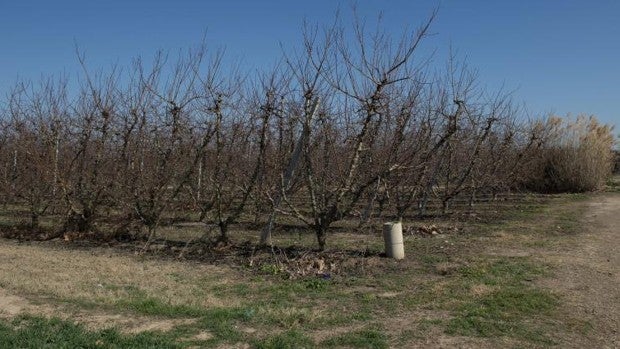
top-left (0, 189), bottom-right (617, 348)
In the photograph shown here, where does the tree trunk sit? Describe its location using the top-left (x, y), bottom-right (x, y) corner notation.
top-left (468, 188), bottom-right (476, 212)
top-left (418, 193), bottom-right (429, 217)
top-left (441, 199), bottom-right (450, 215)
top-left (64, 208), bottom-right (94, 233)
top-left (141, 224), bottom-right (157, 253)
top-left (217, 221), bottom-right (229, 243)
top-left (30, 211), bottom-right (39, 228)
top-left (79, 207), bottom-right (94, 232)
top-left (314, 221), bottom-right (329, 251)
top-left (316, 226), bottom-right (327, 251)
top-left (492, 191), bottom-right (499, 202)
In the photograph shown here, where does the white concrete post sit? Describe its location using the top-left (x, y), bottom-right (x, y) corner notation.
top-left (383, 222), bottom-right (405, 259)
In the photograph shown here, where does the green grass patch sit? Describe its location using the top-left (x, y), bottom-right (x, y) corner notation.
top-left (606, 178), bottom-right (620, 192)
top-left (458, 258), bottom-right (547, 286)
top-left (322, 327), bottom-right (388, 349)
top-left (511, 202), bottom-right (546, 218)
top-left (97, 284), bottom-right (229, 320)
top-left (445, 258), bottom-right (558, 344)
top-left (446, 288), bottom-right (558, 343)
top-left (254, 329), bottom-right (314, 349)
top-left (58, 294), bottom-right (255, 346)
top-left (399, 256), bottom-right (561, 344)
top-left (0, 315), bottom-right (183, 348)
top-left (52, 285), bottom-right (209, 319)
top-left (117, 295), bottom-right (206, 318)
top-left (196, 307), bottom-right (255, 343)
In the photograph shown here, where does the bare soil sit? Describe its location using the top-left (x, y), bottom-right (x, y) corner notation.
top-left (538, 193), bottom-right (619, 348)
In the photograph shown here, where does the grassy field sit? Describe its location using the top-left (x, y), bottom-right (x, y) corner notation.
top-left (0, 183), bottom-right (616, 348)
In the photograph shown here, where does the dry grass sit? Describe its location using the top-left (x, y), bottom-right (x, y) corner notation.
top-left (0, 287), bottom-right (198, 334)
top-left (0, 241), bottom-right (238, 310)
top-left (527, 115), bottom-right (615, 192)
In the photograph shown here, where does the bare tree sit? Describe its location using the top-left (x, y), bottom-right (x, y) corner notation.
top-left (273, 11), bottom-right (437, 250)
top-left (259, 20), bottom-right (334, 246)
top-left (118, 47), bottom-right (211, 246)
top-left (58, 54), bottom-right (121, 233)
top-left (4, 78), bottom-right (69, 229)
top-left (193, 66), bottom-right (277, 243)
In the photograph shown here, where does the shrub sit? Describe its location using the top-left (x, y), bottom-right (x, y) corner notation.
top-left (526, 115), bottom-right (615, 193)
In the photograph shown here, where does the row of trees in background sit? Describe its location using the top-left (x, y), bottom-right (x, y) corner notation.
top-left (0, 15), bottom-right (615, 250)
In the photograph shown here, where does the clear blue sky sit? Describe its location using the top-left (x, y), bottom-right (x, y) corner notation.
top-left (1, 0), bottom-right (618, 129)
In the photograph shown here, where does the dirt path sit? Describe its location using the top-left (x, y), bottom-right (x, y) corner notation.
top-left (540, 193), bottom-right (619, 348)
